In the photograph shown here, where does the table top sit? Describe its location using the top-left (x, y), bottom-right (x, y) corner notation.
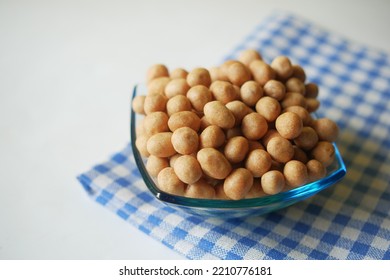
top-left (1, 0), bottom-right (389, 259)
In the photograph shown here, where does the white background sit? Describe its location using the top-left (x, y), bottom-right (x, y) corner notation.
top-left (1, 0), bottom-right (389, 259)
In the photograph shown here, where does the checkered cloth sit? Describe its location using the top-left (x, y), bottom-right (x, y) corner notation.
top-left (77, 11), bottom-right (390, 259)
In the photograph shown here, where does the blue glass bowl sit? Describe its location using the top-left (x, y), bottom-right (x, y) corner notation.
top-left (130, 85), bottom-right (347, 218)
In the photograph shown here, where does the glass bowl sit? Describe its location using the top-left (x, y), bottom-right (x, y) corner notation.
top-left (130, 84), bottom-right (347, 218)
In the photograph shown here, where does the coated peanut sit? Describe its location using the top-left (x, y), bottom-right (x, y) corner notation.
top-left (199, 125), bottom-right (225, 149)
top-left (143, 111), bottom-right (169, 136)
top-left (283, 160), bottom-right (308, 187)
top-left (157, 167), bottom-right (185, 196)
top-left (306, 159), bottom-right (326, 182)
top-left (168, 111), bottom-right (201, 132)
top-left (164, 78), bottom-right (190, 98)
top-left (186, 178), bottom-right (216, 199)
top-left (240, 80), bottom-right (263, 107)
top-left (238, 49), bottom-right (262, 67)
top-left (245, 149), bottom-right (272, 177)
top-left (267, 136), bottom-right (294, 163)
top-left (171, 127), bottom-right (199, 155)
top-left (249, 60), bottom-right (275, 86)
top-left (173, 155), bottom-right (202, 184)
top-left (197, 148), bottom-right (232, 180)
top-left (166, 95), bottom-right (192, 116)
top-left (224, 136), bottom-right (249, 163)
top-left (311, 118), bottom-right (339, 142)
top-left (186, 85), bottom-right (212, 112)
top-left (227, 61), bottom-right (252, 86)
top-left (255, 96), bottom-right (281, 122)
top-left (146, 64), bottom-right (169, 83)
top-left (261, 170), bottom-right (285, 195)
top-left (203, 100), bottom-right (235, 129)
top-left (210, 80), bottom-right (238, 104)
top-left (187, 67), bottom-right (211, 87)
top-left (146, 155), bottom-right (169, 177)
top-left (146, 132), bottom-right (176, 158)
top-left (223, 168), bottom-right (254, 200)
top-left (241, 112), bottom-right (268, 140)
top-left (275, 112), bottom-right (303, 139)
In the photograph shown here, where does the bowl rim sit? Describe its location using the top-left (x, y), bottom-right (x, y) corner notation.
top-left (130, 84), bottom-right (347, 210)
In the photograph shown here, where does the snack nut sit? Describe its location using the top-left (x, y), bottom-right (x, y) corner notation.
top-left (132, 49), bottom-right (339, 200)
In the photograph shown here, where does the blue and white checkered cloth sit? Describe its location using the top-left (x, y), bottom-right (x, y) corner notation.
top-left (77, 11), bottom-right (390, 259)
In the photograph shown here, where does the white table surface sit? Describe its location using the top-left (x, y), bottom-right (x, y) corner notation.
top-left (1, 0), bottom-right (389, 260)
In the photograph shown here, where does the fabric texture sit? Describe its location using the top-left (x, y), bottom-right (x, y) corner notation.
top-left (77, 11), bottom-right (390, 259)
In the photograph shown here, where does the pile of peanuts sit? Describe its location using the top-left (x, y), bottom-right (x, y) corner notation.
top-left (132, 49), bottom-right (339, 200)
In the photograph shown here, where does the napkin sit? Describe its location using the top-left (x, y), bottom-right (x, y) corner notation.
top-left (77, 11), bottom-right (390, 259)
